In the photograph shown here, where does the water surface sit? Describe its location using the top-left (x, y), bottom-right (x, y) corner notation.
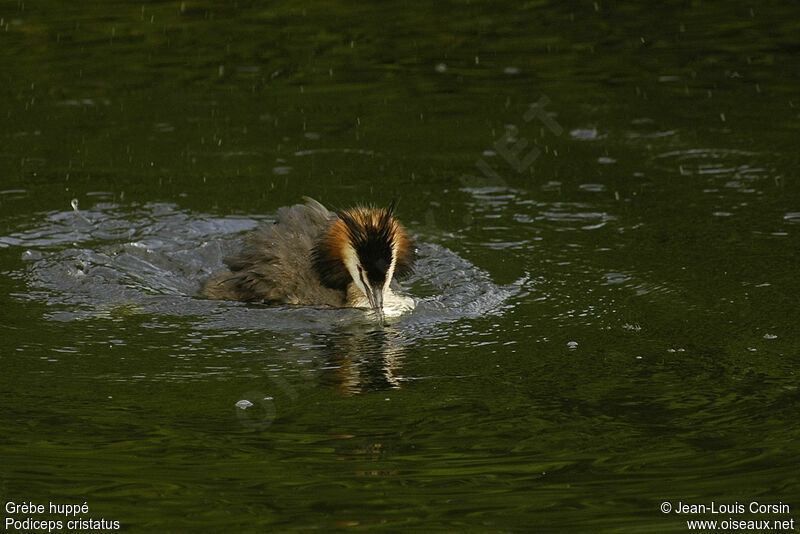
top-left (2, 1), bottom-right (800, 531)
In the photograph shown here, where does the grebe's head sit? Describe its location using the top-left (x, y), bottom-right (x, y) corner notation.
top-left (312, 200), bottom-right (415, 322)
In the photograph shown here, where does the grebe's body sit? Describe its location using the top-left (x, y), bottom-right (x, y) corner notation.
top-left (201, 198), bottom-right (415, 320)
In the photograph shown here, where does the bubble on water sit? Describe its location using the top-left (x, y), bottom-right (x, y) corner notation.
top-left (763, 333), bottom-right (777, 340)
top-left (567, 341), bottom-right (578, 349)
top-left (236, 391), bottom-right (278, 431)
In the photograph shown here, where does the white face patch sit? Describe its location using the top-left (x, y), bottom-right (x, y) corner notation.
top-left (383, 239), bottom-right (399, 294)
top-left (342, 243), bottom-right (371, 299)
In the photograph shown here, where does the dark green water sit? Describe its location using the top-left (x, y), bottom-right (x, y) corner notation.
top-left (2, 1), bottom-right (800, 532)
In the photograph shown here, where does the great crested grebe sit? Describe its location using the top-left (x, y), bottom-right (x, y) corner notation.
top-left (201, 197), bottom-right (415, 322)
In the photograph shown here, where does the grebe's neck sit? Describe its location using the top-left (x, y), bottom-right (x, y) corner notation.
top-left (346, 283), bottom-right (415, 318)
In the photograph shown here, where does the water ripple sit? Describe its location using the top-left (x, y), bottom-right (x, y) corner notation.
top-left (3, 203), bottom-right (522, 338)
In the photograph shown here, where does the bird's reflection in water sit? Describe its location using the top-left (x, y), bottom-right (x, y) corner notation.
top-left (315, 325), bottom-right (408, 396)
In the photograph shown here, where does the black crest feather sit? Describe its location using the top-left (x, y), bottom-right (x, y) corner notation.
top-left (339, 206), bottom-right (394, 285)
top-left (311, 200), bottom-right (414, 290)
